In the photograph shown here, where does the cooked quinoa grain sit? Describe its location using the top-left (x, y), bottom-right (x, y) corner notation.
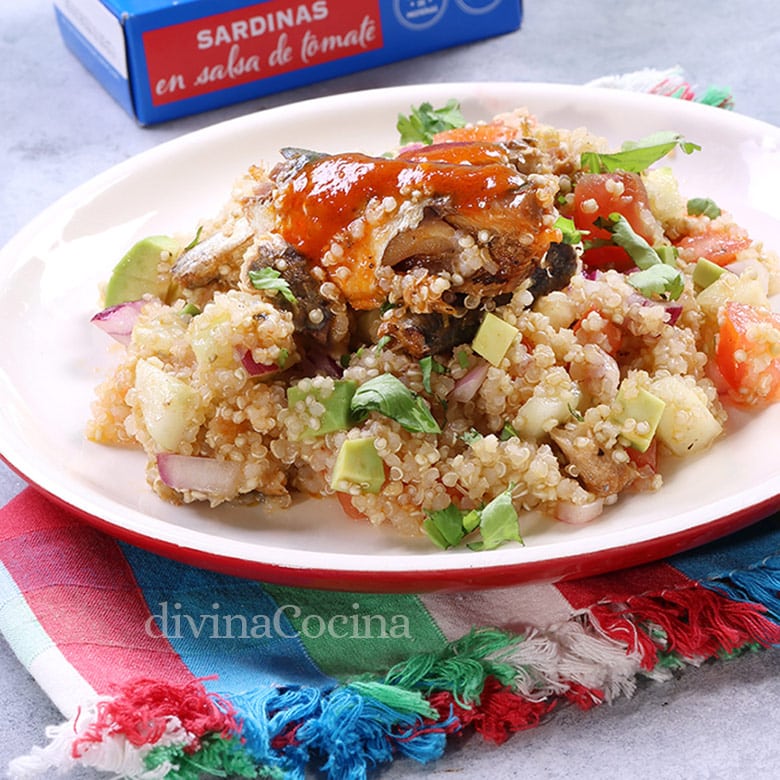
top-left (87, 106), bottom-right (780, 545)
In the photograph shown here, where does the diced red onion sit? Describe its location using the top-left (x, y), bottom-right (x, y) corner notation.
top-left (300, 351), bottom-right (342, 378)
top-left (90, 300), bottom-right (144, 345)
top-left (663, 303), bottom-right (683, 326)
top-left (156, 453), bottom-right (242, 496)
top-left (629, 293), bottom-right (683, 326)
top-left (449, 360), bottom-right (489, 403)
top-left (240, 349), bottom-right (278, 376)
top-left (581, 266), bottom-right (600, 281)
top-left (555, 498), bottom-right (604, 525)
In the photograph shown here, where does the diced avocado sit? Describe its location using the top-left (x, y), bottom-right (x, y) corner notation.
top-left (134, 358), bottom-right (202, 451)
top-left (287, 380), bottom-right (358, 439)
top-left (612, 383), bottom-right (666, 453)
top-left (104, 235), bottom-right (180, 307)
top-left (330, 438), bottom-right (385, 494)
top-left (692, 257), bottom-right (726, 290)
top-left (472, 312), bottom-right (519, 366)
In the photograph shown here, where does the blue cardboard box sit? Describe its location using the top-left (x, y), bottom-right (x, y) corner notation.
top-left (53, 0), bottom-right (523, 125)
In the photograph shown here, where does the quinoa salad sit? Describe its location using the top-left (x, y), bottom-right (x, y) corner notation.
top-left (87, 101), bottom-right (780, 551)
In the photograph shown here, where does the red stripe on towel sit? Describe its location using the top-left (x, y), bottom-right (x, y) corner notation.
top-left (0, 489), bottom-right (194, 692)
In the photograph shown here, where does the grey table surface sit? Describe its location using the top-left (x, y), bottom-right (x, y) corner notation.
top-left (3, 1), bottom-right (780, 778)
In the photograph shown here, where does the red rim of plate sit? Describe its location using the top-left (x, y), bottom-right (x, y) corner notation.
top-left (5, 454), bottom-right (778, 593)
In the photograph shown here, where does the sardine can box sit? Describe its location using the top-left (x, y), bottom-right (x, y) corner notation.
top-left (53, 0), bottom-right (523, 125)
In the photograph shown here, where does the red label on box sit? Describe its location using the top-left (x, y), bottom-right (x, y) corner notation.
top-left (143, 0), bottom-right (384, 106)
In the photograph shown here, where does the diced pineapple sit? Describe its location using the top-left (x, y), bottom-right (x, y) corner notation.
top-left (696, 271), bottom-right (769, 321)
top-left (648, 374), bottom-right (722, 456)
top-left (514, 384), bottom-right (581, 440)
top-left (134, 358), bottom-right (203, 451)
top-left (642, 167), bottom-right (687, 228)
top-left (189, 308), bottom-right (233, 371)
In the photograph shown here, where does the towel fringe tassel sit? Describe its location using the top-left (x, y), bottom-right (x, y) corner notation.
top-left (9, 567), bottom-right (780, 780)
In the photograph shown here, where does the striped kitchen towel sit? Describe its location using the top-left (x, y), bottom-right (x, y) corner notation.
top-left (2, 486), bottom-right (780, 779)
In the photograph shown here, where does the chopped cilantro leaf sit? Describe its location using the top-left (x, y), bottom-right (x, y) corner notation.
top-left (456, 349), bottom-right (470, 370)
top-left (423, 504), bottom-right (467, 549)
top-left (598, 213), bottom-right (684, 301)
top-left (468, 487), bottom-right (522, 551)
top-left (462, 509), bottom-right (481, 533)
top-left (420, 355), bottom-right (447, 393)
top-left (374, 335), bottom-right (393, 354)
top-left (654, 244), bottom-right (679, 266)
top-left (184, 226), bottom-right (203, 251)
top-left (687, 197), bottom-right (721, 219)
top-left (380, 300), bottom-right (398, 314)
top-left (248, 267), bottom-right (296, 304)
top-left (277, 348), bottom-right (289, 369)
top-left (461, 428), bottom-right (483, 445)
top-left (422, 486), bottom-right (523, 551)
top-left (499, 422), bottom-right (519, 441)
top-left (397, 99), bottom-right (466, 146)
top-left (555, 215), bottom-right (583, 245)
top-left (629, 264), bottom-right (685, 299)
top-left (351, 374), bottom-right (441, 434)
top-left (601, 214), bottom-right (661, 270)
top-left (581, 132), bottom-right (701, 173)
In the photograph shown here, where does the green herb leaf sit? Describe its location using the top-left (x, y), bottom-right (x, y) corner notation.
top-left (380, 300), bottom-right (397, 314)
top-left (422, 487), bottom-right (523, 551)
top-left (462, 509), bottom-right (481, 533)
top-left (374, 335), bottom-right (393, 354)
top-left (397, 99), bottom-right (466, 146)
top-left (248, 267), bottom-right (296, 304)
top-left (419, 355), bottom-right (447, 393)
top-left (598, 213), bottom-right (684, 301)
top-left (423, 504), bottom-right (468, 549)
top-left (456, 349), bottom-right (470, 370)
top-left (184, 226), bottom-right (203, 251)
top-left (467, 487), bottom-right (522, 551)
top-left (554, 215), bottom-right (583, 245)
top-left (581, 132), bottom-right (701, 173)
top-left (351, 374), bottom-right (441, 434)
top-left (604, 214), bottom-right (661, 270)
top-left (687, 197), bottom-right (721, 219)
top-left (654, 244), bottom-right (679, 266)
top-left (277, 348), bottom-right (289, 369)
top-left (499, 422), bottom-right (519, 441)
top-left (628, 264), bottom-right (686, 300)
top-left (180, 302), bottom-right (201, 317)
top-left (461, 428), bottom-right (483, 445)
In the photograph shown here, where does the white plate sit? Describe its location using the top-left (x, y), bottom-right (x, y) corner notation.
top-left (1, 82), bottom-right (779, 591)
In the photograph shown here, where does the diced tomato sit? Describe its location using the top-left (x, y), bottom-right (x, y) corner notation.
top-left (336, 492), bottom-right (367, 520)
top-left (675, 222), bottom-right (751, 267)
top-left (627, 437), bottom-right (657, 472)
top-left (433, 122), bottom-right (520, 145)
top-left (626, 438), bottom-right (659, 493)
top-left (716, 301), bottom-right (780, 406)
top-left (573, 173), bottom-right (659, 271)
